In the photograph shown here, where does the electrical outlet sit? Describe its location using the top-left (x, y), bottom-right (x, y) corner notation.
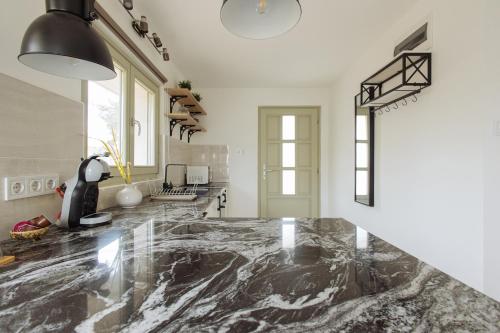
top-left (3, 174), bottom-right (60, 201)
top-left (28, 176), bottom-right (44, 195)
top-left (4, 177), bottom-right (28, 201)
top-left (44, 175), bottom-right (59, 194)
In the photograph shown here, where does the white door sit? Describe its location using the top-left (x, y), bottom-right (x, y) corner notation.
top-left (259, 107), bottom-right (320, 218)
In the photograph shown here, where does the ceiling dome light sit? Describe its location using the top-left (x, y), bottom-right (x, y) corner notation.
top-left (221, 0), bottom-right (302, 40)
top-left (18, 0), bottom-right (116, 81)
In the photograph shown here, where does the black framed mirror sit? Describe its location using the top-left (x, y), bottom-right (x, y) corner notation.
top-left (354, 94), bottom-right (374, 206)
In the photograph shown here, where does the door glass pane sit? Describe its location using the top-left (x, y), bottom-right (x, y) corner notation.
top-left (282, 170), bottom-right (296, 195)
top-left (87, 64), bottom-right (125, 166)
top-left (134, 80), bottom-right (156, 166)
top-left (356, 170), bottom-right (368, 196)
top-left (356, 115), bottom-right (368, 140)
top-left (282, 115), bottom-right (295, 140)
top-left (356, 143), bottom-right (368, 168)
top-left (282, 143), bottom-right (295, 168)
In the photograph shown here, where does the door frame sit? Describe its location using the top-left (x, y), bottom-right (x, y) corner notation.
top-left (257, 106), bottom-right (321, 217)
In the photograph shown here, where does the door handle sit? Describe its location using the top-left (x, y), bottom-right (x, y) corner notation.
top-left (263, 164), bottom-right (276, 181)
top-left (217, 195), bottom-right (225, 211)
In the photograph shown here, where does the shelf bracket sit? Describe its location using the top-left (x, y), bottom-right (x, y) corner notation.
top-left (169, 95), bottom-right (187, 113)
top-left (187, 129), bottom-right (201, 143)
top-left (169, 119), bottom-right (182, 136)
top-left (180, 125), bottom-right (194, 141)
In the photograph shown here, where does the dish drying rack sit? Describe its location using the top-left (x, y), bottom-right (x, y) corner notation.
top-left (149, 183), bottom-right (198, 201)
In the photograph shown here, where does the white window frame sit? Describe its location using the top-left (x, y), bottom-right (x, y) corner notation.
top-left (84, 42), bottom-right (160, 182)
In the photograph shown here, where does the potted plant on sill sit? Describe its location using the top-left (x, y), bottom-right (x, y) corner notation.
top-left (178, 80), bottom-right (192, 91)
top-left (101, 131), bottom-right (142, 209)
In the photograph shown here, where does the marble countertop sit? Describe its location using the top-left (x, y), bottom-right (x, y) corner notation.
top-left (0, 195), bottom-right (499, 332)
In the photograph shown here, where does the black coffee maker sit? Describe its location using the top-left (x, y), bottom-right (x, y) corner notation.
top-left (58, 154), bottom-right (112, 228)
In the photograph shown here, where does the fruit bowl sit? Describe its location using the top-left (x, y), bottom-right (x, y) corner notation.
top-left (10, 227), bottom-right (49, 240)
top-left (10, 215), bottom-right (52, 240)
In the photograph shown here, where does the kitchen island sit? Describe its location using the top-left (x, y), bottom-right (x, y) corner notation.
top-left (0, 195), bottom-right (499, 332)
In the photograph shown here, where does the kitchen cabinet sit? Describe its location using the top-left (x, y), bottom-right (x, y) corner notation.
top-left (204, 188), bottom-right (228, 218)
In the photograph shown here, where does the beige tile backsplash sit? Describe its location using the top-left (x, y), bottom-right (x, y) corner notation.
top-left (168, 138), bottom-right (230, 184)
top-left (0, 73), bottom-right (84, 240)
top-left (0, 76), bottom-right (84, 161)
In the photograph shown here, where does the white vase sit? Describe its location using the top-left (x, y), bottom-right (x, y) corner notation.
top-left (116, 184), bottom-right (143, 209)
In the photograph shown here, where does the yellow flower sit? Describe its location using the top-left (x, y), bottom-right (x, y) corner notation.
top-left (99, 129), bottom-right (132, 184)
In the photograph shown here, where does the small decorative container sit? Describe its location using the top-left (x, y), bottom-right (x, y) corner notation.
top-left (116, 184), bottom-right (143, 209)
top-left (10, 227), bottom-right (49, 240)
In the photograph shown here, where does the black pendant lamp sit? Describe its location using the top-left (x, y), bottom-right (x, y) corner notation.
top-left (18, 0), bottom-right (116, 81)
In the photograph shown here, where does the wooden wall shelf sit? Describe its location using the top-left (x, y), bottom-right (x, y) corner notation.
top-left (167, 113), bottom-right (198, 125)
top-left (167, 88), bottom-right (207, 115)
top-left (167, 88), bottom-right (208, 142)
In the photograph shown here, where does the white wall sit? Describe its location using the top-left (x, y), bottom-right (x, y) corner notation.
top-left (328, 0), bottom-right (500, 298)
top-left (190, 88), bottom-right (330, 217)
top-left (482, 0), bottom-right (500, 301)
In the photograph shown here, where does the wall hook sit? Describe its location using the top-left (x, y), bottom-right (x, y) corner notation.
top-left (402, 98), bottom-right (408, 106)
top-left (385, 106), bottom-right (391, 113)
top-left (412, 94), bottom-right (418, 103)
top-left (377, 108), bottom-right (384, 116)
top-left (393, 103), bottom-right (399, 110)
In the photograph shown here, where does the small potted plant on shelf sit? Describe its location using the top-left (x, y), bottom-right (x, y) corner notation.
top-left (192, 92), bottom-right (202, 102)
top-left (100, 130), bottom-right (142, 209)
top-left (178, 80), bottom-right (192, 91)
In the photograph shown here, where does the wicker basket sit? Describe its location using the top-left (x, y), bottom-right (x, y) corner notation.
top-left (10, 227), bottom-right (49, 240)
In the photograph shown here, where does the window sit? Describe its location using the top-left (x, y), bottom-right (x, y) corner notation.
top-left (132, 70), bottom-right (156, 167)
top-left (87, 63), bottom-right (126, 167)
top-left (86, 43), bottom-right (159, 177)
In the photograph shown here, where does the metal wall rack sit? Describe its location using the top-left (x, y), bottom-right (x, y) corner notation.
top-left (360, 52), bottom-right (432, 111)
top-left (354, 52), bottom-right (432, 208)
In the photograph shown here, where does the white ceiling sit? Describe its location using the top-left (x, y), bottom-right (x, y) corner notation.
top-left (140, 0), bottom-right (416, 88)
